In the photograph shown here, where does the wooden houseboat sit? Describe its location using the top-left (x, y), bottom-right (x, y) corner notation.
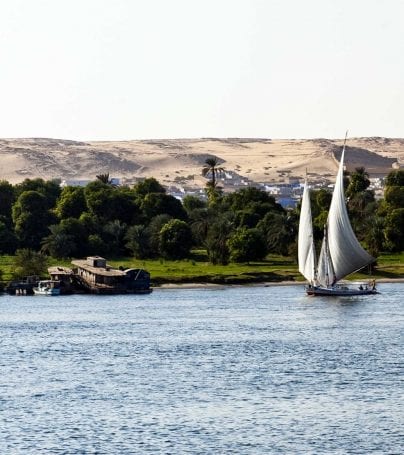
top-left (71, 256), bottom-right (152, 294)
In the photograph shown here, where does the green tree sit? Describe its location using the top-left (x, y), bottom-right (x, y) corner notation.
top-left (147, 214), bottom-right (173, 256)
top-left (224, 187), bottom-right (282, 212)
top-left (0, 220), bottom-right (18, 254)
top-left (0, 180), bottom-right (16, 224)
top-left (84, 183), bottom-right (139, 224)
top-left (41, 224), bottom-right (77, 258)
top-left (133, 177), bottom-right (166, 198)
top-left (79, 212), bottom-right (101, 236)
top-left (102, 220), bottom-right (127, 256)
top-left (12, 190), bottom-right (57, 249)
top-left (205, 181), bottom-right (223, 206)
top-left (159, 219), bottom-right (193, 259)
top-left (315, 189), bottom-right (332, 211)
top-left (363, 216), bottom-right (385, 257)
top-left (380, 169), bottom-right (404, 251)
top-left (347, 190), bottom-right (376, 239)
top-left (41, 218), bottom-right (88, 258)
top-left (188, 208), bottom-right (210, 247)
top-left (12, 249), bottom-right (48, 278)
top-left (205, 218), bottom-right (233, 265)
top-left (234, 209), bottom-right (261, 228)
top-left (257, 212), bottom-right (296, 256)
top-left (182, 195), bottom-right (207, 214)
top-left (141, 193), bottom-right (187, 222)
top-left (55, 186), bottom-right (87, 219)
top-left (14, 178), bottom-right (61, 209)
top-left (227, 227), bottom-right (267, 262)
top-left (346, 167), bottom-right (370, 198)
top-left (223, 187), bottom-right (284, 226)
top-left (384, 186), bottom-right (404, 209)
top-left (125, 225), bottom-right (152, 259)
top-left (385, 169), bottom-right (404, 187)
top-left (108, 188), bottom-right (141, 224)
top-left (87, 234), bottom-right (108, 256)
top-left (84, 180), bottom-right (113, 220)
top-left (384, 208), bottom-right (404, 252)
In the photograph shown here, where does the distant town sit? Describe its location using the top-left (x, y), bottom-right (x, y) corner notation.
top-left (60, 169), bottom-right (388, 210)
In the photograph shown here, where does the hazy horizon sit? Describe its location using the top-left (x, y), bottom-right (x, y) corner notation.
top-left (2, 134), bottom-right (404, 143)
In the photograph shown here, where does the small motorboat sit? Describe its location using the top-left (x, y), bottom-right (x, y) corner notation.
top-left (33, 280), bottom-right (61, 296)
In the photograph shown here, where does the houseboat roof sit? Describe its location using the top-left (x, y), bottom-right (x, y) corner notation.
top-left (71, 259), bottom-right (125, 277)
top-left (48, 266), bottom-right (73, 275)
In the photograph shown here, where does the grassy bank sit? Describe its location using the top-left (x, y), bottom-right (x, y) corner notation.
top-left (109, 254), bottom-right (301, 285)
top-left (1, 251), bottom-right (403, 286)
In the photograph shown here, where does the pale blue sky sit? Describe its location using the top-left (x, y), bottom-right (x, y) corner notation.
top-left (0, 0), bottom-right (403, 140)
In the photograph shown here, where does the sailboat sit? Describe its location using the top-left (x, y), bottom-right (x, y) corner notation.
top-left (298, 135), bottom-right (377, 296)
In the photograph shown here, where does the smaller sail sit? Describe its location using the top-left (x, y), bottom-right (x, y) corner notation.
top-left (298, 180), bottom-right (317, 283)
top-left (316, 225), bottom-right (336, 287)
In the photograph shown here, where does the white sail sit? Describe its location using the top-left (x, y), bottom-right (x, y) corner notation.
top-left (324, 145), bottom-right (374, 281)
top-left (317, 226), bottom-right (336, 287)
top-left (298, 180), bottom-right (317, 283)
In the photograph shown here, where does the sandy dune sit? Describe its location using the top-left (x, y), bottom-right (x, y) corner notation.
top-left (0, 137), bottom-right (403, 187)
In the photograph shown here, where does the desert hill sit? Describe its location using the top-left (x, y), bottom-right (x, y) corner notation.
top-left (0, 137), bottom-right (403, 187)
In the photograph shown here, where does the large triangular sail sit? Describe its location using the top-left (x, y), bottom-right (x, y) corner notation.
top-left (317, 141), bottom-right (374, 284)
top-left (298, 180), bottom-right (317, 283)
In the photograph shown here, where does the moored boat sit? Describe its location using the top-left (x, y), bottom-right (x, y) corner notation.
top-left (33, 280), bottom-right (61, 296)
top-left (5, 276), bottom-right (39, 295)
top-left (71, 256), bottom-right (152, 294)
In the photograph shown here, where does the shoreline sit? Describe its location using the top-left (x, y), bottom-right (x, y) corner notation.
top-left (155, 277), bottom-right (404, 290)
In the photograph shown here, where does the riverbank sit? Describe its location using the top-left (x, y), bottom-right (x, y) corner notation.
top-left (155, 277), bottom-right (404, 290)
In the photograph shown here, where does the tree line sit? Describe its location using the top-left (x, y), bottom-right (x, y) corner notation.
top-left (0, 167), bottom-right (403, 266)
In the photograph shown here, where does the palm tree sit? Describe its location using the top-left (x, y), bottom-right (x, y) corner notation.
top-left (103, 220), bottom-right (127, 255)
top-left (346, 167), bottom-right (370, 198)
top-left (205, 180), bottom-right (223, 205)
top-left (41, 224), bottom-right (77, 258)
top-left (96, 173), bottom-right (113, 185)
top-left (202, 158), bottom-right (224, 187)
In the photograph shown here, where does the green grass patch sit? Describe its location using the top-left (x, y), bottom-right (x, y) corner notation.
top-left (105, 254), bottom-right (300, 285)
top-left (0, 255), bottom-right (14, 282)
top-left (0, 251), bottom-right (403, 285)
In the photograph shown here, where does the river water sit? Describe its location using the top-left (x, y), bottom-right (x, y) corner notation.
top-left (0, 283), bottom-right (402, 454)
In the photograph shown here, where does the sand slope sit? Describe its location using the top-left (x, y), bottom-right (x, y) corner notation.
top-left (0, 137), bottom-right (403, 186)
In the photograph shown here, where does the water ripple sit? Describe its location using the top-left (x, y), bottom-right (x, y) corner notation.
top-left (0, 283), bottom-right (402, 453)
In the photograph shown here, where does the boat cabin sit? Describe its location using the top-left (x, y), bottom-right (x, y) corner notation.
top-left (48, 266), bottom-right (74, 294)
